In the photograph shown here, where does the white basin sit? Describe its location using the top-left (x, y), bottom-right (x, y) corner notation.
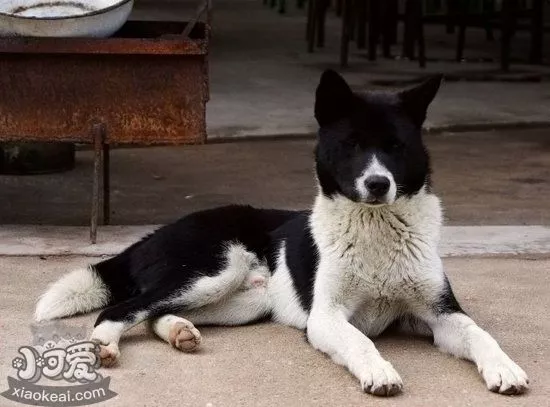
top-left (0, 0), bottom-right (134, 37)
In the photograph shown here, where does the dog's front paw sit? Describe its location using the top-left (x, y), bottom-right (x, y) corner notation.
top-left (480, 356), bottom-right (529, 395)
top-left (360, 357), bottom-right (403, 397)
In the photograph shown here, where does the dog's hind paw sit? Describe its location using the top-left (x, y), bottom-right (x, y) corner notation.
top-left (92, 341), bottom-right (120, 368)
top-left (481, 357), bottom-right (529, 395)
top-left (169, 321), bottom-right (202, 352)
top-left (360, 358), bottom-right (403, 397)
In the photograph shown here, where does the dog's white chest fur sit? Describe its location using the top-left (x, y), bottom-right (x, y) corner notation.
top-left (310, 189), bottom-right (445, 336)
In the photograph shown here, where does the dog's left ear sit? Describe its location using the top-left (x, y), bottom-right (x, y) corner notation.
top-left (399, 74), bottom-right (443, 127)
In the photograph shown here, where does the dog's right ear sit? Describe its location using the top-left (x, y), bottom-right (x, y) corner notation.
top-left (314, 70), bottom-right (353, 126)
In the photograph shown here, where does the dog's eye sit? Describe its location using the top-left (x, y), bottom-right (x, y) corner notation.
top-left (387, 140), bottom-right (404, 152)
top-left (341, 132), bottom-right (360, 149)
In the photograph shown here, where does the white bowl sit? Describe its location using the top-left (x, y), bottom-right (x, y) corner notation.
top-left (0, 0), bottom-right (134, 37)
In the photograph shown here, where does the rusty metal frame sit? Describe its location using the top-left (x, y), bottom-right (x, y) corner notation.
top-left (0, 17), bottom-right (210, 243)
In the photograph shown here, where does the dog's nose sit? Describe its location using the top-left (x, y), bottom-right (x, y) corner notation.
top-left (365, 176), bottom-right (390, 197)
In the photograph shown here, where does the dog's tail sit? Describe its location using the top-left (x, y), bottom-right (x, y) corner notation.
top-left (35, 266), bottom-right (111, 322)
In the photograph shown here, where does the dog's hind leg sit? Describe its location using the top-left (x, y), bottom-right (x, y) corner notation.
top-left (90, 292), bottom-right (168, 367)
top-left (91, 244), bottom-right (265, 366)
top-left (149, 291), bottom-right (269, 351)
top-left (150, 265), bottom-right (270, 353)
top-left (150, 266), bottom-right (271, 350)
top-left (180, 243), bottom-right (264, 309)
top-left (182, 281), bottom-right (271, 326)
top-left (151, 315), bottom-right (202, 352)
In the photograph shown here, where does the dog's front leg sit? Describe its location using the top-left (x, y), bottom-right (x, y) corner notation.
top-left (307, 306), bottom-right (403, 396)
top-left (427, 311), bottom-right (529, 395)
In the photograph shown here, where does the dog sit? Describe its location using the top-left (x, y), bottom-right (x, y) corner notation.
top-left (35, 70), bottom-right (528, 397)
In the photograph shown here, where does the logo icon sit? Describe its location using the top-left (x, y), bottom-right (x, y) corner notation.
top-left (2, 321), bottom-right (117, 406)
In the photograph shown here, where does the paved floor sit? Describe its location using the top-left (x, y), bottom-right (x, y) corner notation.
top-left (0, 256), bottom-right (548, 406)
top-left (132, 0), bottom-right (550, 138)
top-left (1, 129), bottom-right (549, 226)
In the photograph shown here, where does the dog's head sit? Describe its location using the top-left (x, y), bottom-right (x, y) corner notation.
top-left (314, 70), bottom-right (442, 205)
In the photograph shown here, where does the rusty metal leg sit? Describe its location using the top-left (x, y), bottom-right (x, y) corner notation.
top-left (102, 142), bottom-right (110, 225)
top-left (90, 123), bottom-right (104, 244)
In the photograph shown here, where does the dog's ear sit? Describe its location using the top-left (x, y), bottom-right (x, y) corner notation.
top-left (400, 74), bottom-right (443, 127)
top-left (314, 70), bottom-right (353, 126)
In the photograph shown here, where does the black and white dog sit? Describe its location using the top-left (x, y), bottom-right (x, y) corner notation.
top-left (36, 71), bottom-right (528, 397)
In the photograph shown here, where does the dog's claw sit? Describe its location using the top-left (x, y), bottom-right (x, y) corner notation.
top-left (481, 357), bottom-right (529, 395)
top-left (360, 358), bottom-right (403, 397)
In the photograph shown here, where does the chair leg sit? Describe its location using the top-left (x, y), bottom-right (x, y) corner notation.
top-left (416, 1), bottom-right (426, 67)
top-left (456, 15), bottom-right (466, 61)
top-left (482, 0), bottom-right (495, 40)
top-left (382, 0), bottom-right (397, 57)
top-left (484, 23), bottom-right (494, 41)
top-left (446, 0), bottom-right (459, 34)
top-left (500, 0), bottom-right (516, 71)
top-left (356, 0), bottom-right (367, 49)
top-left (402, 0), bottom-right (415, 59)
top-left (340, 0), bottom-right (352, 67)
top-left (389, 0), bottom-right (399, 45)
top-left (278, 0), bottom-right (286, 14)
top-left (530, 0), bottom-right (543, 64)
top-left (336, 0), bottom-right (343, 17)
top-left (307, 0), bottom-right (317, 52)
top-left (456, 24), bottom-right (466, 61)
top-left (455, 0), bottom-right (469, 62)
top-left (316, 0), bottom-right (328, 48)
top-left (348, 0), bottom-right (357, 42)
top-left (368, 0), bottom-right (380, 61)
top-left (416, 10), bottom-right (426, 68)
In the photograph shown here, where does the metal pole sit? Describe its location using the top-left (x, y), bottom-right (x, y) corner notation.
top-left (90, 123), bottom-right (104, 244)
top-left (103, 142), bottom-right (110, 225)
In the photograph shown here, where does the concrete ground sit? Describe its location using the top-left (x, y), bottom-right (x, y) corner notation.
top-left (0, 256), bottom-right (548, 406)
top-left (1, 128), bottom-right (549, 226)
top-left (133, 0), bottom-right (550, 138)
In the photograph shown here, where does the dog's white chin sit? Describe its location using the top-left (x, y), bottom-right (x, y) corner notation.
top-left (359, 194), bottom-right (396, 206)
top-left (362, 201), bottom-right (391, 207)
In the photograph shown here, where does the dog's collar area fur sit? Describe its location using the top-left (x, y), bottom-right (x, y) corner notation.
top-left (311, 185), bottom-right (442, 239)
